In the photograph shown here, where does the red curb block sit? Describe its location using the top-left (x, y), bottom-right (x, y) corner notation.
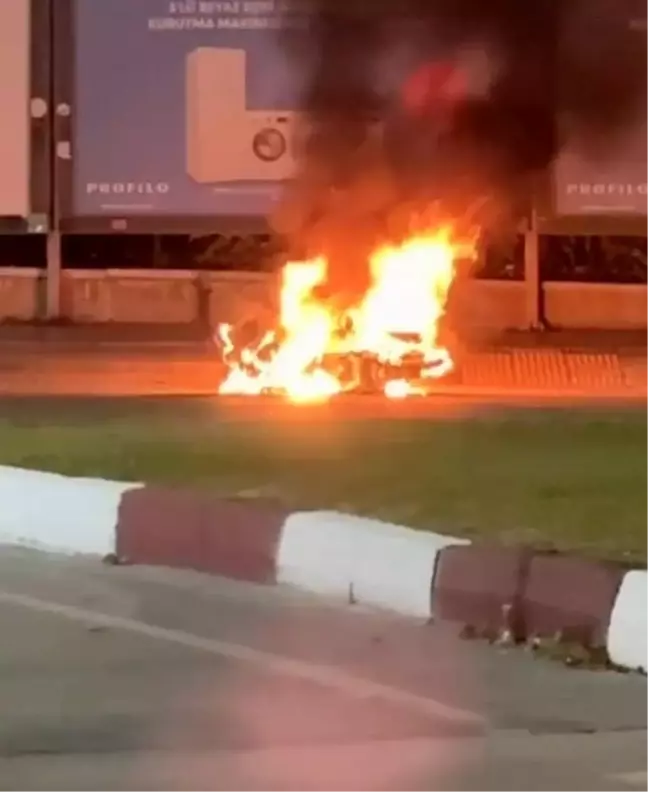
top-left (115, 487), bottom-right (288, 583)
top-left (432, 545), bottom-right (629, 647)
top-left (522, 554), bottom-right (625, 646)
top-left (431, 545), bottom-right (530, 637)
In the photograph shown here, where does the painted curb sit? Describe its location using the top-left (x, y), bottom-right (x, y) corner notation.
top-left (116, 486), bottom-right (289, 584)
top-left (431, 544), bottom-right (531, 637)
top-left (523, 554), bottom-right (624, 647)
top-left (0, 466), bottom-right (645, 671)
top-left (606, 570), bottom-right (648, 673)
top-left (276, 511), bottom-right (467, 617)
top-left (0, 465), bottom-right (140, 555)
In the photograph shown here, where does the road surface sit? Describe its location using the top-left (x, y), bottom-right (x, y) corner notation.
top-left (0, 546), bottom-right (645, 791)
top-left (0, 342), bottom-right (645, 401)
top-left (0, 323), bottom-right (644, 400)
top-left (0, 335), bottom-right (644, 789)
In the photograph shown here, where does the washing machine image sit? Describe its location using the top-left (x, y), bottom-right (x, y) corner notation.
top-left (186, 47), bottom-right (300, 183)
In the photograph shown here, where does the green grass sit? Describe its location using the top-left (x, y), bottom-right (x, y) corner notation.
top-left (0, 399), bottom-right (645, 562)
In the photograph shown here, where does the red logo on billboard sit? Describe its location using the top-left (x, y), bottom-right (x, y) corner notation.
top-left (401, 61), bottom-right (466, 115)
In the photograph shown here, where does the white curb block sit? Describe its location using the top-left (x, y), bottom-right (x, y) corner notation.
top-left (0, 466), bottom-right (140, 556)
top-left (607, 570), bottom-right (648, 673)
top-left (277, 511), bottom-right (467, 617)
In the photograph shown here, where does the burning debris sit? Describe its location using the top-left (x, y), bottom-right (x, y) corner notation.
top-left (218, 229), bottom-right (474, 400)
top-left (218, 0), bottom-right (645, 400)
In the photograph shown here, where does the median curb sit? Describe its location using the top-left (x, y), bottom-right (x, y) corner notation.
top-left (0, 465), bottom-right (645, 673)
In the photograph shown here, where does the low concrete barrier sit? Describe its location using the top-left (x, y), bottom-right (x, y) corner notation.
top-left (60, 270), bottom-right (278, 327)
top-left (0, 271), bottom-right (532, 330)
top-left (447, 279), bottom-right (529, 334)
top-left (0, 268), bottom-right (42, 321)
top-left (543, 283), bottom-right (647, 330)
top-left (0, 269), bottom-right (646, 333)
top-left (205, 270), bottom-right (279, 328)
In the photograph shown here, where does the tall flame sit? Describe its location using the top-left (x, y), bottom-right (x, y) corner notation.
top-left (218, 228), bottom-right (472, 401)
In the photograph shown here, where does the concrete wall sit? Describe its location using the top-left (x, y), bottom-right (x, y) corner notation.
top-left (58, 272), bottom-right (526, 331)
top-left (448, 280), bottom-right (529, 333)
top-left (0, 272), bottom-right (529, 332)
top-left (0, 269), bottom-right (645, 331)
top-left (205, 270), bottom-right (279, 328)
top-left (543, 283), bottom-right (647, 330)
top-left (0, 268), bottom-right (42, 320)
top-left (60, 270), bottom-right (199, 324)
top-left (59, 270), bottom-right (278, 327)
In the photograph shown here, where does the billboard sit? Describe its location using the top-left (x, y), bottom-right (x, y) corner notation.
top-left (552, 121), bottom-right (647, 218)
top-left (550, 5), bottom-right (647, 219)
top-left (72, 0), bottom-right (308, 219)
top-left (0, 0), bottom-right (31, 218)
top-left (69, 0), bottom-right (480, 224)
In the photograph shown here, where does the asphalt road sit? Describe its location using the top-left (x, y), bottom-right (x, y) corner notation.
top-left (0, 338), bottom-right (644, 789)
top-left (0, 343), bottom-right (645, 401)
top-left (0, 546), bottom-right (645, 791)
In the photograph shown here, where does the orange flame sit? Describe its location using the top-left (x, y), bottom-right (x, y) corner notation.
top-left (218, 229), bottom-right (472, 401)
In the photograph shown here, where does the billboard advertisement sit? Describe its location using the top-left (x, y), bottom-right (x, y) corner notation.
top-left (72, 0), bottom-right (308, 218)
top-left (0, 0), bottom-right (31, 218)
top-left (550, 6), bottom-right (647, 219)
top-left (70, 0), bottom-right (473, 223)
top-left (552, 121), bottom-right (647, 217)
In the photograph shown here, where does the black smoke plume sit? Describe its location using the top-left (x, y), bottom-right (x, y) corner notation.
top-left (274, 0), bottom-right (646, 304)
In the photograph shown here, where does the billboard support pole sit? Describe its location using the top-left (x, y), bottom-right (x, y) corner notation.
top-left (45, 0), bottom-right (62, 320)
top-left (45, 230), bottom-right (61, 319)
top-left (523, 208), bottom-right (541, 328)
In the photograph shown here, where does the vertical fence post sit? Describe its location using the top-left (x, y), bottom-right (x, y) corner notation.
top-left (45, 0), bottom-right (74, 320)
top-left (523, 208), bottom-right (541, 328)
top-left (45, 0), bottom-right (61, 320)
top-left (45, 229), bottom-right (61, 318)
